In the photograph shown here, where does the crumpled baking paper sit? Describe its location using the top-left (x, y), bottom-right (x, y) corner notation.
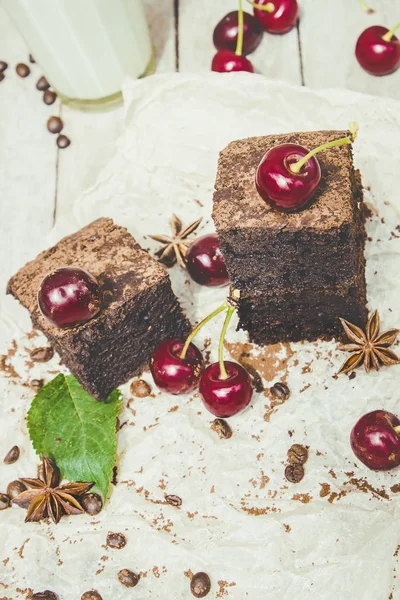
top-left (1, 73), bottom-right (400, 600)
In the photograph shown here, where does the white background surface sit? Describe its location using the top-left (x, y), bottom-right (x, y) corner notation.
top-left (0, 2), bottom-right (400, 599)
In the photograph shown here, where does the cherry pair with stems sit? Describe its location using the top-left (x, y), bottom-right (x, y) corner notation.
top-left (151, 289), bottom-right (253, 419)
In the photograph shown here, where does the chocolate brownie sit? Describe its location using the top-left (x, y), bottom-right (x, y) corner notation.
top-left (212, 131), bottom-right (367, 344)
top-left (8, 218), bottom-right (191, 400)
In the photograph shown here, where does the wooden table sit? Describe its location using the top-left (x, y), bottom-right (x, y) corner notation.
top-left (0, 0), bottom-right (398, 306)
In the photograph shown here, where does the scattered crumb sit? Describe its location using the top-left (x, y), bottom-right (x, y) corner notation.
top-left (283, 523), bottom-right (291, 533)
top-left (319, 483), bottom-right (331, 498)
top-left (292, 493), bottom-right (312, 504)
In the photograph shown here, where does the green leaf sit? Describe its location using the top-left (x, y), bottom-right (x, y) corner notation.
top-left (27, 374), bottom-right (122, 500)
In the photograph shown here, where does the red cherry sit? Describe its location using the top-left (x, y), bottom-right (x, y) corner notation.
top-left (212, 50), bottom-right (254, 73)
top-left (355, 25), bottom-right (400, 76)
top-left (150, 338), bottom-right (204, 395)
top-left (38, 267), bottom-right (102, 328)
top-left (253, 0), bottom-right (298, 34)
top-left (213, 11), bottom-right (263, 56)
top-left (256, 143), bottom-right (321, 212)
top-left (186, 234), bottom-right (230, 287)
top-left (199, 361), bottom-right (253, 418)
top-left (350, 410), bottom-right (400, 471)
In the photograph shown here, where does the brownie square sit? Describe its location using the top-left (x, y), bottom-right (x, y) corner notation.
top-left (8, 218), bottom-right (191, 400)
top-left (212, 131), bottom-right (367, 344)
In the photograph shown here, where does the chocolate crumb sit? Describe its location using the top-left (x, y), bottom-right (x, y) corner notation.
top-left (81, 591), bottom-right (102, 600)
top-left (284, 464), bottom-right (304, 484)
top-left (190, 572), bottom-right (211, 598)
top-left (287, 444), bottom-right (308, 465)
top-left (32, 592), bottom-right (59, 600)
top-left (30, 347), bottom-right (54, 363)
top-left (130, 379), bottom-right (152, 397)
top-left (0, 61), bottom-right (8, 72)
top-left (270, 382), bottom-right (290, 400)
top-left (118, 569), bottom-right (140, 588)
top-left (81, 492), bottom-right (103, 515)
top-left (211, 418), bottom-right (232, 439)
top-left (111, 466), bottom-right (118, 485)
top-left (107, 532), bottom-right (127, 549)
top-left (29, 54), bottom-right (36, 63)
top-left (3, 445), bottom-right (20, 464)
top-left (349, 371), bottom-right (356, 380)
top-left (165, 494), bottom-right (182, 507)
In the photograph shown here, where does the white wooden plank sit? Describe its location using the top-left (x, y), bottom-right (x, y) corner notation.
top-left (299, 0), bottom-right (399, 99)
top-left (178, 0), bottom-right (302, 84)
top-left (0, 5), bottom-right (58, 324)
top-left (54, 0), bottom-right (176, 231)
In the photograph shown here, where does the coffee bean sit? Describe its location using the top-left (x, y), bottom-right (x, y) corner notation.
top-left (284, 464), bottom-right (304, 484)
top-left (16, 63), bottom-right (30, 78)
top-left (165, 494), bottom-right (182, 507)
top-left (56, 134), bottom-right (71, 149)
top-left (6, 480), bottom-right (27, 499)
top-left (30, 346), bottom-right (54, 362)
top-left (0, 61), bottom-right (8, 72)
top-left (190, 572), bottom-right (211, 598)
top-left (36, 75), bottom-right (50, 91)
top-left (81, 492), bottom-right (103, 515)
top-left (32, 592), bottom-right (59, 600)
top-left (29, 54), bottom-right (36, 63)
top-left (47, 116), bottom-right (63, 134)
top-left (3, 445), bottom-right (20, 464)
top-left (211, 418), bottom-right (232, 439)
top-left (107, 532), bottom-right (127, 549)
top-left (118, 569), bottom-right (140, 588)
top-left (0, 493), bottom-right (10, 510)
top-left (130, 379), bottom-right (151, 398)
top-left (81, 591), bottom-right (102, 600)
top-left (287, 444), bottom-right (308, 465)
top-left (43, 90), bottom-right (57, 105)
top-left (0, 72), bottom-right (4, 83)
top-left (270, 382), bottom-right (290, 401)
top-left (31, 378), bottom-right (44, 391)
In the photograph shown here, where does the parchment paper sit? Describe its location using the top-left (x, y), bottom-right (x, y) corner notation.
top-left (1, 73), bottom-right (400, 600)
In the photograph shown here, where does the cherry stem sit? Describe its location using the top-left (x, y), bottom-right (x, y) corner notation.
top-left (246, 0), bottom-right (275, 13)
top-left (394, 426), bottom-right (400, 435)
top-left (180, 303), bottom-right (228, 360)
top-left (382, 21), bottom-right (400, 42)
top-left (357, 0), bottom-right (375, 14)
top-left (290, 123), bottom-right (359, 174)
top-left (218, 306), bottom-right (235, 380)
top-left (236, 0), bottom-right (244, 56)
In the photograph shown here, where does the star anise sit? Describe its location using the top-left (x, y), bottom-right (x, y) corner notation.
top-left (150, 214), bottom-right (202, 268)
top-left (12, 456), bottom-right (93, 524)
top-left (338, 310), bottom-right (400, 375)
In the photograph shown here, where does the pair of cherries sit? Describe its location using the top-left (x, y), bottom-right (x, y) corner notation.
top-left (151, 300), bottom-right (253, 418)
top-left (212, 0), bottom-right (298, 73)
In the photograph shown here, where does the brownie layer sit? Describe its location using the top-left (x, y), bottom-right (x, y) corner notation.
top-left (8, 218), bottom-right (191, 399)
top-left (213, 132), bottom-right (366, 294)
top-left (238, 278), bottom-right (367, 346)
top-left (212, 130), bottom-right (367, 344)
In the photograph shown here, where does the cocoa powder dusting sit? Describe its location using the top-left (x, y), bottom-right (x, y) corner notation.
top-left (292, 493), bottom-right (312, 504)
top-left (225, 341), bottom-right (294, 384)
